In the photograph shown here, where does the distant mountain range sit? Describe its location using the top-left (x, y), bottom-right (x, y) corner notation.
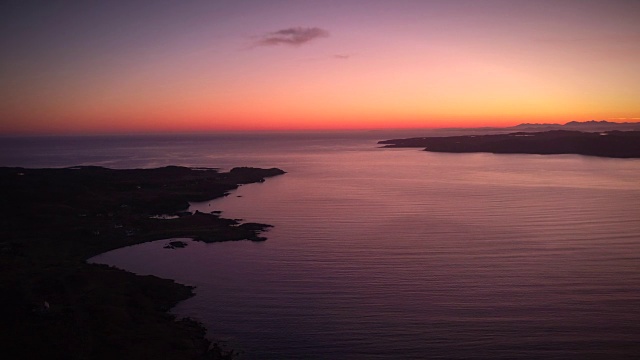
top-left (509, 120), bottom-right (640, 132)
top-left (440, 120), bottom-right (640, 133)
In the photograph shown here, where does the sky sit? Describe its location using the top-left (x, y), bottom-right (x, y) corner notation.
top-left (1, 0), bottom-right (639, 135)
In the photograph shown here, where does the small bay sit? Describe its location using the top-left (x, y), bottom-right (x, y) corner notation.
top-left (34, 132), bottom-right (639, 359)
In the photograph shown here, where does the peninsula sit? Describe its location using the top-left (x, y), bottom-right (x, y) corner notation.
top-left (0, 166), bottom-right (285, 359)
top-left (379, 130), bottom-right (640, 158)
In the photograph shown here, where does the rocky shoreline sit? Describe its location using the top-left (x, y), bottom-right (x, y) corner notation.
top-left (379, 130), bottom-right (640, 158)
top-left (0, 166), bottom-right (285, 359)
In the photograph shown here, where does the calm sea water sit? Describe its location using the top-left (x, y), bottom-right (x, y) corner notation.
top-left (6, 132), bottom-right (640, 359)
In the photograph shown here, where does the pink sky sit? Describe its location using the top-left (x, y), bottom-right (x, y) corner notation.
top-left (1, 0), bottom-right (639, 134)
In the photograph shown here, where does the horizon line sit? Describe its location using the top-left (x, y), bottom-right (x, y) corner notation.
top-left (1, 119), bottom-right (637, 137)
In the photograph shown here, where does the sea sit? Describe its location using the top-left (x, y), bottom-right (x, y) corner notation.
top-left (3, 131), bottom-right (640, 359)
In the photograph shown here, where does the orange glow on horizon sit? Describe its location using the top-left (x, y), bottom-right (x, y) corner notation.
top-left (2, 111), bottom-right (631, 136)
top-left (2, 1), bottom-right (639, 135)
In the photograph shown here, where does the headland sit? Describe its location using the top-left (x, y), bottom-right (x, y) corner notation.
top-left (0, 166), bottom-right (284, 359)
top-left (379, 130), bottom-right (640, 158)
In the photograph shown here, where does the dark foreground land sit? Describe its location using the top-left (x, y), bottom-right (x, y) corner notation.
top-left (379, 130), bottom-right (640, 158)
top-left (0, 166), bottom-right (285, 360)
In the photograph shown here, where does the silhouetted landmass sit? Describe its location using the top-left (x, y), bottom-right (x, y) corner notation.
top-left (379, 130), bottom-right (640, 158)
top-left (0, 166), bottom-right (285, 359)
top-left (437, 120), bottom-right (640, 134)
top-left (511, 120), bottom-right (640, 132)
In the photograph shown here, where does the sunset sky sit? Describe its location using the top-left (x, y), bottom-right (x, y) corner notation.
top-left (1, 0), bottom-right (639, 134)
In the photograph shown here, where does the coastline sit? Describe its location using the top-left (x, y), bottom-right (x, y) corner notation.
top-left (379, 130), bottom-right (640, 158)
top-left (0, 166), bottom-right (284, 359)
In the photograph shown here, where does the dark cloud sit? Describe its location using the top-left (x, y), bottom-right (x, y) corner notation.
top-left (256, 27), bottom-right (329, 47)
top-left (334, 54), bottom-right (350, 59)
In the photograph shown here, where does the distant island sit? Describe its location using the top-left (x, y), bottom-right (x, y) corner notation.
top-left (0, 166), bottom-right (285, 359)
top-left (510, 120), bottom-right (640, 132)
top-left (379, 130), bottom-right (640, 158)
top-left (436, 120), bottom-right (640, 133)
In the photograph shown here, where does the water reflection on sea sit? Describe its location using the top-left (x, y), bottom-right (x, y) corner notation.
top-left (41, 132), bottom-right (640, 359)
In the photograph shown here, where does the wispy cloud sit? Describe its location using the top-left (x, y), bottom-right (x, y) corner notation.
top-left (334, 54), bottom-right (351, 60)
top-left (256, 27), bottom-right (329, 47)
